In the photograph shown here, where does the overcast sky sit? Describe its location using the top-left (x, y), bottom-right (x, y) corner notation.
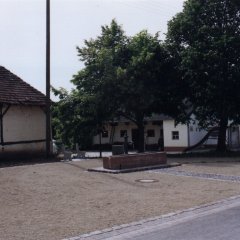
top-left (0, 0), bottom-right (184, 98)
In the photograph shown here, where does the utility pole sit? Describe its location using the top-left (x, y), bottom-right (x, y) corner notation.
top-left (46, 0), bottom-right (51, 158)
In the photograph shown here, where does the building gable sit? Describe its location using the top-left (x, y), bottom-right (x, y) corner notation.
top-left (0, 66), bottom-right (46, 106)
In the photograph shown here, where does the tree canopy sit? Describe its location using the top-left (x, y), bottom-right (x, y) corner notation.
top-left (114, 30), bottom-right (186, 151)
top-left (167, 0), bottom-right (240, 151)
top-left (53, 20), bottom-right (185, 152)
top-left (53, 20), bottom-right (128, 150)
top-left (52, 88), bottom-right (97, 149)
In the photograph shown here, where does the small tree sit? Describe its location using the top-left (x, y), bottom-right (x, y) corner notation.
top-left (167, 0), bottom-right (240, 151)
top-left (52, 88), bottom-right (96, 150)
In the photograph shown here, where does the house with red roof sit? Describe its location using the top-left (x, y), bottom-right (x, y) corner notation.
top-left (0, 66), bottom-right (49, 159)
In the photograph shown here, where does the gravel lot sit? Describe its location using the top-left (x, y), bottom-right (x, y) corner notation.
top-left (1, 158), bottom-right (240, 240)
top-left (172, 162), bottom-right (240, 176)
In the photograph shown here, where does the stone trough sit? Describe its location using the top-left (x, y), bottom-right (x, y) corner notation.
top-left (103, 152), bottom-right (167, 170)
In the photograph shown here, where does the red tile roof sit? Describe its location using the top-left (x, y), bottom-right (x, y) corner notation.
top-left (0, 66), bottom-right (47, 106)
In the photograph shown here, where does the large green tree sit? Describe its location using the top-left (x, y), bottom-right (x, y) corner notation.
top-left (115, 30), bottom-right (186, 152)
top-left (71, 20), bottom-right (127, 149)
top-left (54, 20), bottom-right (185, 152)
top-left (167, 0), bottom-right (240, 151)
top-left (53, 20), bottom-right (127, 150)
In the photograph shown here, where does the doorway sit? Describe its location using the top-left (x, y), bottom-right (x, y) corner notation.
top-left (132, 129), bottom-right (139, 150)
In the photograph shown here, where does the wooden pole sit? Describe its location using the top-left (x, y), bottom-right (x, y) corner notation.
top-left (46, 0), bottom-right (51, 157)
top-left (0, 104), bottom-right (3, 145)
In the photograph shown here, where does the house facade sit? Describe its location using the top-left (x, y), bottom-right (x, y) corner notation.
top-left (93, 115), bottom-right (240, 152)
top-left (93, 118), bottom-right (164, 151)
top-left (0, 66), bottom-right (48, 159)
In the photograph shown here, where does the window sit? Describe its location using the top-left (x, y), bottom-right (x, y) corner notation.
top-left (172, 131), bottom-right (179, 140)
top-left (120, 130), bottom-right (127, 138)
top-left (147, 129), bottom-right (155, 137)
top-left (102, 131), bottom-right (108, 138)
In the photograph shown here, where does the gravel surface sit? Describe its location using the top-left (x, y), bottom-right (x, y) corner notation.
top-left (150, 168), bottom-right (240, 182)
top-left (172, 162), bottom-right (240, 176)
top-left (0, 158), bottom-right (240, 240)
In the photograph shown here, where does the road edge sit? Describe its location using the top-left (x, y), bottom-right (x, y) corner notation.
top-left (63, 194), bottom-right (240, 240)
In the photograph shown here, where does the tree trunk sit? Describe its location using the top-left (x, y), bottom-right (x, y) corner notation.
top-left (216, 117), bottom-right (228, 152)
top-left (137, 123), bottom-right (145, 153)
top-left (99, 133), bottom-right (102, 158)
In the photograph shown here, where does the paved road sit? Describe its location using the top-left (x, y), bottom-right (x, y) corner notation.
top-left (124, 204), bottom-right (240, 240)
top-left (66, 196), bottom-right (240, 240)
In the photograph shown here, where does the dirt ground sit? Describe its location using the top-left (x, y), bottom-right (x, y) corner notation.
top-left (1, 158), bottom-right (240, 240)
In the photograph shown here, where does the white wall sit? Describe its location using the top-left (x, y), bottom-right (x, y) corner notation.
top-left (145, 123), bottom-right (162, 145)
top-left (112, 123), bottom-right (134, 143)
top-left (93, 123), bottom-right (134, 145)
top-left (163, 120), bottom-right (188, 147)
top-left (1, 105), bottom-right (46, 153)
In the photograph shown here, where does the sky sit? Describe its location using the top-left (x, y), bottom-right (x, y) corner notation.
top-left (0, 0), bottom-right (184, 98)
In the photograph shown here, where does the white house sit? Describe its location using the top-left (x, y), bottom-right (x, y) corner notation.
top-left (0, 66), bottom-right (48, 159)
top-left (93, 114), bottom-right (240, 152)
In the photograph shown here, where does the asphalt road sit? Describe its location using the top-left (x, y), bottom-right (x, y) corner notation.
top-left (117, 204), bottom-right (240, 240)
